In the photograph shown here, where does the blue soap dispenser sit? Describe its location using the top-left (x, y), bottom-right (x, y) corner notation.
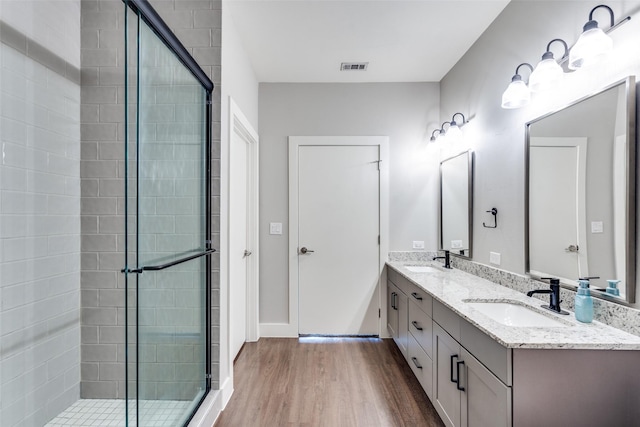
top-left (575, 278), bottom-right (594, 323)
top-left (606, 279), bottom-right (621, 296)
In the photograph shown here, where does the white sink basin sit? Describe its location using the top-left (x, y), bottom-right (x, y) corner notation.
top-left (404, 266), bottom-right (440, 273)
top-left (464, 301), bottom-right (567, 327)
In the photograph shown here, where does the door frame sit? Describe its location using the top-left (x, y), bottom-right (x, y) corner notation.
top-left (227, 97), bottom-right (260, 343)
top-left (286, 136), bottom-right (389, 337)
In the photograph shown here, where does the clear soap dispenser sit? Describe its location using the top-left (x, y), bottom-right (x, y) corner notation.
top-left (575, 278), bottom-right (594, 323)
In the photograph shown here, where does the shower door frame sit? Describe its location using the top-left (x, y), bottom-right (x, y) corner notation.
top-left (123, 0), bottom-right (214, 425)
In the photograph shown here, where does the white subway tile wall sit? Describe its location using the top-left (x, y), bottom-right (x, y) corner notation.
top-left (0, 6), bottom-right (82, 426)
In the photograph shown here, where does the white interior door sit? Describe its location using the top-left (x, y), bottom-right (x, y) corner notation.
top-left (529, 145), bottom-right (582, 281)
top-left (297, 144), bottom-right (380, 335)
top-left (229, 126), bottom-right (249, 358)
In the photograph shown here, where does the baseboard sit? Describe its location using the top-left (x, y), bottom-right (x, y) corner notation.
top-left (259, 322), bottom-right (298, 337)
top-left (188, 376), bottom-right (234, 427)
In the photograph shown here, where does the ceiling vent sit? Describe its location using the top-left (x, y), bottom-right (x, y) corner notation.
top-left (340, 62), bottom-right (369, 71)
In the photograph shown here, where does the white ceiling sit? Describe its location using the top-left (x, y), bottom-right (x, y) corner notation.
top-left (226, 0), bottom-right (511, 83)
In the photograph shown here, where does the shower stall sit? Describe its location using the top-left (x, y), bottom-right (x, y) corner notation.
top-left (122, 0), bottom-right (214, 425)
top-left (0, 0), bottom-right (217, 425)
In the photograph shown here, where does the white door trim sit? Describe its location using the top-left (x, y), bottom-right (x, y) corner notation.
top-left (228, 97), bottom-right (260, 343)
top-left (278, 136), bottom-right (389, 338)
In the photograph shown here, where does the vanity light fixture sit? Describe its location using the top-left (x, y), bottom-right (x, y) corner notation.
top-left (529, 39), bottom-right (568, 92)
top-left (569, 5), bottom-right (615, 70)
top-left (501, 63), bottom-right (533, 109)
top-left (499, 5), bottom-right (630, 109)
top-left (429, 129), bottom-right (442, 142)
top-left (446, 113), bottom-right (466, 144)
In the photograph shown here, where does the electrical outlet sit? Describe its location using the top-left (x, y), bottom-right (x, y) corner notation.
top-left (451, 240), bottom-right (463, 249)
top-left (490, 252), bottom-right (501, 266)
top-left (269, 222), bottom-right (282, 235)
top-left (412, 240), bottom-right (425, 250)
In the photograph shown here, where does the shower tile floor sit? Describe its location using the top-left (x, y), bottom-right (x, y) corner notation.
top-left (45, 399), bottom-right (191, 426)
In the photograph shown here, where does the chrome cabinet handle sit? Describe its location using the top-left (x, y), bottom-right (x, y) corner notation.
top-left (411, 357), bottom-right (423, 369)
top-left (300, 247), bottom-right (315, 254)
top-left (411, 321), bottom-right (423, 331)
top-left (391, 292), bottom-right (397, 310)
top-left (411, 292), bottom-right (423, 301)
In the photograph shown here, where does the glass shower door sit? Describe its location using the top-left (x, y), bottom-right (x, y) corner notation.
top-left (124, 1), bottom-right (213, 425)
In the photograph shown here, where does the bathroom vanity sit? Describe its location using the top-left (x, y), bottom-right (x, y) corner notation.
top-left (386, 262), bottom-right (640, 427)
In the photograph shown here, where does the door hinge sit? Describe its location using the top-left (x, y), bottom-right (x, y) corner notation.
top-left (205, 373), bottom-right (212, 380)
top-left (378, 308), bottom-right (381, 318)
top-left (378, 235), bottom-right (380, 245)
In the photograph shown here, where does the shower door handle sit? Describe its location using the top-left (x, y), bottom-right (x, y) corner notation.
top-left (121, 248), bottom-right (216, 274)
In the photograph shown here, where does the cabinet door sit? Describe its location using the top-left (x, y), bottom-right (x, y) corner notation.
top-left (460, 348), bottom-right (512, 427)
top-left (397, 289), bottom-right (409, 358)
top-left (387, 282), bottom-right (399, 338)
top-left (433, 323), bottom-right (461, 427)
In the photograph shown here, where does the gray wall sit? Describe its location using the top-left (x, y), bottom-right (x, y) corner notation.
top-left (258, 82), bottom-right (439, 323)
top-left (80, 0), bottom-right (222, 398)
top-left (440, 1), bottom-right (640, 305)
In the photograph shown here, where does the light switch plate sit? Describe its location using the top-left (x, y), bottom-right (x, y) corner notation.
top-left (490, 252), bottom-right (501, 266)
top-left (269, 222), bottom-right (282, 235)
top-left (412, 240), bottom-right (425, 250)
top-left (591, 221), bottom-right (603, 233)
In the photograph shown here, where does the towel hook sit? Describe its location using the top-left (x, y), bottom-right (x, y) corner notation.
top-left (483, 208), bottom-right (498, 228)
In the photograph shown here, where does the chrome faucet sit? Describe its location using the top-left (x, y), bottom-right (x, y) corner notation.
top-left (526, 277), bottom-right (569, 315)
top-left (433, 250), bottom-right (451, 269)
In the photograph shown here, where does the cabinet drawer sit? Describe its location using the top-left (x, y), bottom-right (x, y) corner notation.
top-left (407, 284), bottom-right (433, 316)
top-left (433, 299), bottom-right (460, 341)
top-left (408, 333), bottom-right (434, 400)
top-left (409, 300), bottom-right (433, 358)
top-left (460, 320), bottom-right (512, 386)
top-left (388, 268), bottom-right (414, 296)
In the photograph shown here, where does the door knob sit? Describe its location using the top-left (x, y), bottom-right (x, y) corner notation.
top-left (300, 247), bottom-right (315, 254)
top-left (243, 250), bottom-right (252, 257)
top-left (565, 245), bottom-right (579, 253)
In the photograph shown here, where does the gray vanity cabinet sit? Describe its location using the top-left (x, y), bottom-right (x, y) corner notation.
top-left (433, 301), bottom-right (512, 427)
top-left (408, 296), bottom-right (434, 399)
top-left (387, 281), bottom-right (408, 357)
top-left (388, 268), bottom-right (511, 427)
top-left (388, 269), bottom-right (433, 397)
top-left (433, 323), bottom-right (462, 427)
top-left (460, 347), bottom-right (511, 427)
top-left (387, 283), bottom-right (399, 338)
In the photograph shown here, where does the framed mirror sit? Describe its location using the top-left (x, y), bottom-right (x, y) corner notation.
top-left (526, 77), bottom-right (636, 303)
top-left (440, 150), bottom-right (473, 258)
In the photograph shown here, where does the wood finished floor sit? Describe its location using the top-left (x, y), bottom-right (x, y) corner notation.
top-left (214, 337), bottom-right (445, 427)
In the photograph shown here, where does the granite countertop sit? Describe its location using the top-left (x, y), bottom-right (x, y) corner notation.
top-left (386, 261), bottom-right (640, 350)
